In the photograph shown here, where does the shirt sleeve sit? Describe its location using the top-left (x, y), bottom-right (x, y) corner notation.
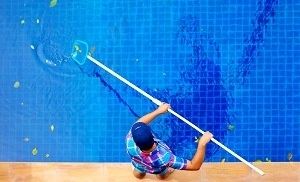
top-left (168, 154), bottom-right (188, 170)
top-left (126, 131), bottom-right (139, 156)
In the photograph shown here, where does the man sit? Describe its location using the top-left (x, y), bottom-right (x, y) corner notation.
top-left (126, 103), bottom-right (213, 179)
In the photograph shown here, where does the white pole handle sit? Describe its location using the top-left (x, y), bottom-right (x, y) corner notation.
top-left (87, 55), bottom-right (265, 175)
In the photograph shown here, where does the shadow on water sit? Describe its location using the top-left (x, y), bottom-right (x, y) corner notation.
top-left (237, 0), bottom-right (278, 84)
top-left (145, 15), bottom-right (230, 159)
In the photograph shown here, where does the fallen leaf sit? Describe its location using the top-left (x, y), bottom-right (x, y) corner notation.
top-left (50, 124), bottom-right (55, 132)
top-left (227, 124), bottom-right (235, 131)
top-left (194, 136), bottom-right (199, 143)
top-left (49, 0), bottom-right (58, 8)
top-left (288, 152), bottom-right (293, 161)
top-left (32, 148), bottom-right (38, 156)
top-left (14, 81), bottom-right (20, 88)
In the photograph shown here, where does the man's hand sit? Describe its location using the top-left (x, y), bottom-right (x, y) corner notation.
top-left (185, 131), bottom-right (213, 171)
top-left (139, 103), bottom-right (170, 124)
top-left (156, 103), bottom-right (170, 114)
top-left (198, 131), bottom-right (213, 147)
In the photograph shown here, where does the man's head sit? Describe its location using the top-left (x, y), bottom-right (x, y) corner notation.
top-left (131, 122), bottom-right (155, 151)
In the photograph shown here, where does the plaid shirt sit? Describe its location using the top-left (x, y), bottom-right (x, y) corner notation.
top-left (126, 128), bottom-right (187, 174)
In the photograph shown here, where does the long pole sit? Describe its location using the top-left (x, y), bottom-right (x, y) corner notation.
top-left (87, 55), bottom-right (265, 175)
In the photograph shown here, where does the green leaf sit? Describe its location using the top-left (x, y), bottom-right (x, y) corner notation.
top-left (14, 81), bottom-right (20, 88)
top-left (32, 147), bottom-right (38, 156)
top-left (50, 0), bottom-right (58, 8)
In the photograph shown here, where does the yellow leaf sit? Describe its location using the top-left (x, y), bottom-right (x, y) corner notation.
top-left (50, 0), bottom-right (57, 8)
top-left (32, 148), bottom-right (38, 156)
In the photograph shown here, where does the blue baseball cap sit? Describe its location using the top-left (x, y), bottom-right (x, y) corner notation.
top-left (131, 122), bottom-right (155, 151)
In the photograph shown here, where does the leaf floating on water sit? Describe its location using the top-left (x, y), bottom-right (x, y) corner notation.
top-left (30, 45), bottom-right (35, 50)
top-left (36, 19), bottom-right (40, 24)
top-left (227, 124), bottom-right (235, 131)
top-left (74, 45), bottom-right (79, 50)
top-left (194, 136), bottom-right (199, 143)
top-left (20, 19), bottom-right (25, 24)
top-left (50, 124), bottom-right (55, 132)
top-left (49, 0), bottom-right (58, 8)
top-left (45, 59), bottom-right (57, 67)
top-left (32, 147), bottom-right (38, 156)
top-left (14, 81), bottom-right (20, 88)
top-left (74, 45), bottom-right (82, 53)
top-left (265, 158), bottom-right (271, 162)
top-left (89, 46), bottom-right (96, 56)
top-left (45, 154), bottom-right (50, 158)
top-left (287, 152), bottom-right (293, 161)
top-left (23, 137), bottom-right (30, 142)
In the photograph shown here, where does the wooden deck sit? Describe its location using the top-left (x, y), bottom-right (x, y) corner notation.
top-left (0, 162), bottom-right (299, 182)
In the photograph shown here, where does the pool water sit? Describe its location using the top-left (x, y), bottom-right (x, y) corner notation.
top-left (0, 0), bottom-right (299, 162)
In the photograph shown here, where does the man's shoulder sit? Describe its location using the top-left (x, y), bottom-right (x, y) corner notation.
top-left (126, 131), bottom-right (140, 157)
top-left (125, 121), bottom-right (140, 150)
top-left (126, 131), bottom-right (134, 147)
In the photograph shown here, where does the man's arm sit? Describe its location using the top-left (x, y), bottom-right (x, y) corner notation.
top-left (185, 131), bottom-right (213, 170)
top-left (138, 103), bottom-right (170, 125)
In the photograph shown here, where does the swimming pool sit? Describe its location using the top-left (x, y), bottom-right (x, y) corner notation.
top-left (0, 0), bottom-right (299, 163)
